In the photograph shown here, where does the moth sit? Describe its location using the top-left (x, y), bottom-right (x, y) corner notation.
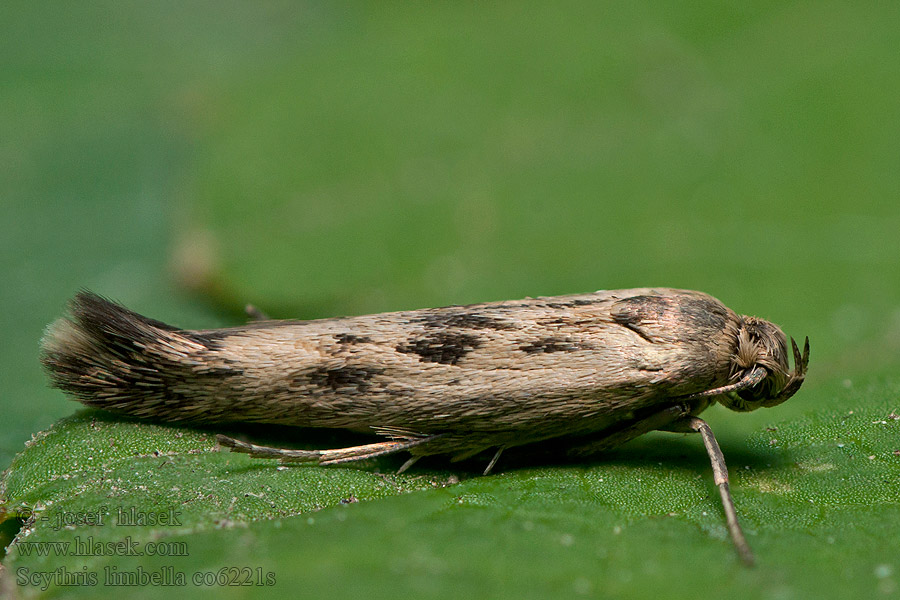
top-left (41, 288), bottom-right (808, 565)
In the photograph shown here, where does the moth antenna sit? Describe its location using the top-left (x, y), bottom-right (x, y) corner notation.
top-left (761, 336), bottom-right (809, 408)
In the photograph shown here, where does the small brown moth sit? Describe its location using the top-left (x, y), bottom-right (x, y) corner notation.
top-left (41, 288), bottom-right (808, 565)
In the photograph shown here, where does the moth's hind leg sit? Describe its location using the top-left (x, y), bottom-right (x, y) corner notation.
top-left (216, 434), bottom-right (439, 466)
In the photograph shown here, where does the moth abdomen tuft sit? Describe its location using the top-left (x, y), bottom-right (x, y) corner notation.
top-left (40, 292), bottom-right (212, 413)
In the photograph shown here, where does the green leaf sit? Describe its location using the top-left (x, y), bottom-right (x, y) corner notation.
top-left (4, 377), bottom-right (900, 599)
top-left (6, 2), bottom-right (900, 599)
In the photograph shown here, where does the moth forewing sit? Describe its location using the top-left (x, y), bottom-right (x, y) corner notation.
top-left (41, 288), bottom-right (808, 565)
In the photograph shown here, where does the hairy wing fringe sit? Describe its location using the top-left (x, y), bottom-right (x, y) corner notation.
top-left (40, 292), bottom-right (207, 413)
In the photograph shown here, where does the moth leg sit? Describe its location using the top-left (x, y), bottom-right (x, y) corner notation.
top-left (216, 434), bottom-right (436, 466)
top-left (396, 455), bottom-right (421, 474)
top-left (665, 417), bottom-right (755, 567)
top-left (563, 408), bottom-right (754, 565)
top-left (483, 447), bottom-right (505, 475)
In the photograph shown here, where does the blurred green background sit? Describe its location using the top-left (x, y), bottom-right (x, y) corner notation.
top-left (2, 2), bottom-right (900, 599)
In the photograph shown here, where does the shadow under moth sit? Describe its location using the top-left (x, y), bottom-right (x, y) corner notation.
top-left (41, 288), bottom-right (808, 565)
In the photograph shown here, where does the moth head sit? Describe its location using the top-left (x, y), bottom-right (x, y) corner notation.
top-left (713, 317), bottom-right (809, 413)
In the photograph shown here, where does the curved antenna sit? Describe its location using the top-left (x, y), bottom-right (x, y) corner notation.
top-left (762, 336), bottom-right (809, 407)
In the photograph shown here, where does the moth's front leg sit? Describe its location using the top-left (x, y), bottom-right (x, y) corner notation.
top-left (661, 416), bottom-right (755, 566)
top-left (563, 409), bottom-right (755, 566)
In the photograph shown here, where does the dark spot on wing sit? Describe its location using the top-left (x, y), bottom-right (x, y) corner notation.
top-left (396, 332), bottom-right (482, 365)
top-left (610, 293), bottom-right (730, 342)
top-left (483, 302), bottom-right (529, 311)
top-left (676, 295), bottom-right (729, 334)
top-left (410, 311), bottom-right (516, 330)
top-left (334, 333), bottom-right (373, 344)
top-left (610, 295), bottom-right (673, 343)
top-left (612, 295), bottom-right (672, 322)
top-left (306, 366), bottom-right (386, 392)
top-left (543, 298), bottom-right (601, 309)
top-left (519, 336), bottom-right (593, 353)
top-left (569, 298), bottom-right (599, 306)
